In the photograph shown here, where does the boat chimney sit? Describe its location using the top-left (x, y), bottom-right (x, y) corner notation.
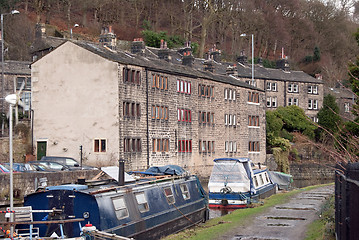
top-left (118, 158), bottom-right (125, 186)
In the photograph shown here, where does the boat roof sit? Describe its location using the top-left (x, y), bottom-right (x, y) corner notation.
top-left (46, 184), bottom-right (89, 191)
top-left (213, 157), bottom-right (251, 163)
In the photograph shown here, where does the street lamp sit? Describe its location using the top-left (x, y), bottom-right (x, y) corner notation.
top-left (70, 23), bottom-right (79, 39)
top-left (1, 10), bottom-right (19, 136)
top-left (240, 33), bottom-right (254, 86)
top-left (4, 92), bottom-right (17, 237)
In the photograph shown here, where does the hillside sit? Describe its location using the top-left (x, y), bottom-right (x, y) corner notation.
top-left (2, 0), bottom-right (359, 86)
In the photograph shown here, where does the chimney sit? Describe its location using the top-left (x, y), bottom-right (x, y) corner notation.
top-left (99, 26), bottom-right (117, 50)
top-left (204, 59), bottom-right (214, 73)
top-left (226, 64), bottom-right (237, 76)
top-left (131, 38), bottom-right (145, 54)
top-left (236, 50), bottom-right (248, 65)
top-left (315, 74), bottom-right (323, 81)
top-left (181, 42), bottom-right (194, 66)
top-left (209, 44), bottom-right (221, 62)
top-left (158, 39), bottom-right (170, 61)
top-left (276, 58), bottom-right (290, 71)
top-left (118, 159), bottom-right (125, 186)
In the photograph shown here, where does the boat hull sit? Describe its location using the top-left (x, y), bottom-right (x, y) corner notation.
top-left (208, 183), bottom-right (276, 209)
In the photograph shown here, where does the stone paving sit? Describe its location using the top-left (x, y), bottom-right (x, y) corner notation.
top-left (217, 185), bottom-right (334, 240)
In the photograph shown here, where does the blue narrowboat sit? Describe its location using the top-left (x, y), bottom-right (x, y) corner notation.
top-left (22, 165), bottom-right (208, 239)
top-left (208, 158), bottom-right (278, 209)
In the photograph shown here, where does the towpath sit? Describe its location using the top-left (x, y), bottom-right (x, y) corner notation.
top-left (217, 185), bottom-right (334, 240)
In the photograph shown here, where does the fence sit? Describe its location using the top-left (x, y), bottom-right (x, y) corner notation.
top-left (335, 162), bottom-right (359, 240)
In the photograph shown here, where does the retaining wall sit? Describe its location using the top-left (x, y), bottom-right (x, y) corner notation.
top-left (0, 170), bottom-right (100, 206)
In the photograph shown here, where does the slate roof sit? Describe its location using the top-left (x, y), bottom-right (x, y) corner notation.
top-left (145, 45), bottom-right (322, 84)
top-left (327, 87), bottom-right (357, 100)
top-left (72, 41), bottom-right (262, 91)
top-left (0, 60), bottom-right (31, 75)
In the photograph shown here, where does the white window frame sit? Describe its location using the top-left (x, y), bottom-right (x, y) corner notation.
top-left (233, 142), bottom-right (237, 152)
top-left (313, 85), bottom-right (318, 94)
top-left (266, 97), bottom-right (271, 107)
top-left (224, 88), bottom-right (228, 100)
top-left (228, 89), bottom-right (232, 100)
top-left (293, 84), bottom-right (298, 93)
top-left (345, 102), bottom-right (350, 112)
top-left (225, 114), bottom-right (228, 125)
top-left (308, 99), bottom-right (313, 109)
top-left (266, 82), bottom-right (271, 91)
top-left (272, 82), bottom-right (277, 91)
top-left (272, 97), bottom-right (277, 107)
top-left (233, 90), bottom-right (236, 100)
top-left (313, 99), bottom-right (318, 109)
top-left (233, 115), bottom-right (236, 126)
top-left (225, 141), bottom-right (228, 152)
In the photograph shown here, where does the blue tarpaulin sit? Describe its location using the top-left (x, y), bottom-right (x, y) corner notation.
top-left (145, 165), bottom-right (186, 176)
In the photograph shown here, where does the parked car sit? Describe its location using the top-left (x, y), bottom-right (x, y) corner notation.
top-left (29, 161), bottom-right (71, 171)
top-left (40, 156), bottom-right (97, 170)
top-left (0, 164), bottom-right (9, 173)
top-left (2, 162), bottom-right (44, 172)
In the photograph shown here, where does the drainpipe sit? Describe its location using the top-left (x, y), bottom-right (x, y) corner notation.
top-left (118, 158), bottom-right (125, 186)
top-left (145, 68), bottom-right (149, 168)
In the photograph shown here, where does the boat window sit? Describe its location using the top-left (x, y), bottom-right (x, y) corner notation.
top-left (253, 176), bottom-right (258, 187)
top-left (259, 174), bottom-right (264, 185)
top-left (264, 172), bottom-right (269, 183)
top-left (164, 187), bottom-right (175, 204)
top-left (135, 192), bottom-right (149, 213)
top-left (112, 196), bottom-right (129, 220)
top-left (180, 184), bottom-right (190, 200)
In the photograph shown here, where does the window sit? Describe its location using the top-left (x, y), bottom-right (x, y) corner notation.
top-left (199, 111), bottom-right (214, 125)
top-left (153, 139), bottom-right (169, 153)
top-left (112, 197), bottom-right (128, 219)
top-left (308, 85), bottom-right (318, 94)
top-left (248, 141), bottom-right (260, 152)
top-left (123, 102), bottom-right (141, 118)
top-left (248, 116), bottom-right (260, 127)
top-left (308, 99), bottom-right (318, 110)
top-left (288, 83), bottom-right (298, 93)
top-left (225, 114), bottom-right (236, 126)
top-left (177, 108), bottom-right (191, 122)
top-left (177, 79), bottom-right (191, 94)
top-left (199, 140), bottom-right (214, 153)
top-left (224, 89), bottom-right (228, 100)
top-left (345, 102), bottom-right (350, 112)
top-left (266, 82), bottom-right (271, 91)
top-left (266, 82), bottom-right (276, 91)
top-left (180, 184), bottom-right (190, 200)
top-left (94, 139), bottom-right (106, 152)
top-left (288, 98), bottom-right (298, 106)
top-left (152, 105), bottom-right (168, 121)
top-left (123, 68), bottom-right (141, 85)
top-left (248, 91), bottom-right (259, 103)
top-left (164, 187), bottom-right (175, 204)
top-left (135, 192), bottom-right (149, 213)
top-left (199, 84), bottom-right (214, 98)
top-left (178, 140), bottom-right (192, 153)
top-left (266, 97), bottom-right (277, 108)
top-left (124, 138), bottom-right (141, 153)
top-left (16, 77), bottom-right (31, 90)
top-left (225, 141), bottom-right (237, 153)
top-left (272, 83), bottom-right (277, 91)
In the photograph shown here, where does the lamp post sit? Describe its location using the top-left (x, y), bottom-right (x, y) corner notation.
top-left (5, 93), bottom-right (17, 237)
top-left (240, 33), bottom-right (254, 86)
top-left (70, 23), bottom-right (79, 39)
top-left (1, 10), bottom-right (19, 136)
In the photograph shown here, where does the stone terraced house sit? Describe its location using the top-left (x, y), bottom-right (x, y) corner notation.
top-left (31, 40), bottom-right (266, 176)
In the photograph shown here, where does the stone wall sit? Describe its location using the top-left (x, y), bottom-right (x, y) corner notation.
top-left (289, 162), bottom-right (335, 188)
top-left (0, 170), bottom-right (100, 206)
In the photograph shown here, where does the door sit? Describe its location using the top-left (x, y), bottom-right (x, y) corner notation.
top-left (37, 141), bottom-right (47, 160)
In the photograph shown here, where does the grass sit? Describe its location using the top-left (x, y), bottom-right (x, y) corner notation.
top-left (163, 183), bottom-right (334, 240)
top-left (304, 194), bottom-right (335, 240)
